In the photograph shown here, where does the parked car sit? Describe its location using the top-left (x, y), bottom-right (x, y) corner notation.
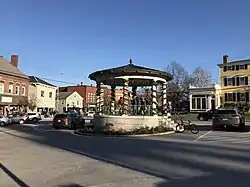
top-left (87, 111), bottom-right (95, 117)
top-left (197, 109), bottom-right (217, 121)
top-left (212, 109), bottom-right (245, 131)
top-left (53, 113), bottom-right (85, 129)
top-left (27, 113), bottom-right (42, 123)
top-left (0, 115), bottom-right (11, 126)
top-left (8, 112), bottom-right (42, 124)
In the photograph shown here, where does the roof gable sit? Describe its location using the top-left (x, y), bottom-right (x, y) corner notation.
top-left (0, 57), bottom-right (28, 79)
top-left (29, 76), bottom-right (56, 87)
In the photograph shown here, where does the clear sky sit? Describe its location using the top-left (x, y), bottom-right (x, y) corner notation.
top-left (1, 0), bottom-right (250, 86)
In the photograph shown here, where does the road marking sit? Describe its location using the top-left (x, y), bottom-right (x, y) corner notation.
top-left (194, 131), bottom-right (212, 142)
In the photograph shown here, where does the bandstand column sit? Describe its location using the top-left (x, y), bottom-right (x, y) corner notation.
top-left (152, 80), bottom-right (157, 116)
top-left (162, 81), bottom-right (168, 115)
top-left (95, 82), bottom-right (101, 113)
top-left (99, 82), bottom-right (105, 114)
top-left (110, 85), bottom-right (116, 114)
top-left (122, 78), bottom-right (129, 115)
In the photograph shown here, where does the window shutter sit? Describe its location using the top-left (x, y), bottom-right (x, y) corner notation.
top-left (246, 92), bottom-right (249, 102)
top-left (232, 77), bottom-right (235, 86)
top-left (245, 76), bottom-right (248, 85)
top-left (232, 65), bottom-right (235, 70)
top-left (224, 78), bottom-right (228, 86)
top-left (223, 66), bottom-right (227, 72)
top-left (237, 93), bottom-right (240, 102)
top-left (245, 64), bottom-right (248, 69)
top-left (236, 77), bottom-right (240, 86)
top-left (236, 65), bottom-right (239, 70)
top-left (233, 93), bottom-right (236, 102)
top-left (224, 93), bottom-right (228, 102)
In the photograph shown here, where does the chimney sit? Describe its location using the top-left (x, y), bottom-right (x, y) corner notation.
top-left (223, 55), bottom-right (228, 64)
top-left (80, 82), bottom-right (83, 86)
top-left (10, 55), bottom-right (18, 68)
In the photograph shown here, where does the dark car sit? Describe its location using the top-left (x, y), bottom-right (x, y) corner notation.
top-left (53, 113), bottom-right (85, 129)
top-left (212, 109), bottom-right (245, 131)
top-left (197, 109), bottom-right (217, 121)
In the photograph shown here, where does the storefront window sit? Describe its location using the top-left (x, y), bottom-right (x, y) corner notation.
top-left (197, 98), bottom-right (201, 109)
top-left (192, 98), bottom-right (196, 109)
top-left (202, 98), bottom-right (206, 109)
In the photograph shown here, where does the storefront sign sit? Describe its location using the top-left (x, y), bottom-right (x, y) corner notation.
top-left (1, 96), bottom-right (12, 103)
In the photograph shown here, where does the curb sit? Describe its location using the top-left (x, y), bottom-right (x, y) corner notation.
top-left (73, 130), bottom-right (175, 137)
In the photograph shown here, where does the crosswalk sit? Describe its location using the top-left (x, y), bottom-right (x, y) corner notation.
top-left (196, 131), bottom-right (250, 144)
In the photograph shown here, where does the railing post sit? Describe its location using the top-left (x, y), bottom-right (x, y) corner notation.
top-left (99, 82), bottom-right (104, 114)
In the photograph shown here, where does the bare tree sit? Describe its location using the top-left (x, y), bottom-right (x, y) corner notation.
top-left (28, 94), bottom-right (37, 111)
top-left (165, 61), bottom-right (193, 107)
top-left (191, 67), bottom-right (212, 87)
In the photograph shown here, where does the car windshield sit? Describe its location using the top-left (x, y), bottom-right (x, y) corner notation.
top-left (214, 110), bottom-right (237, 115)
top-left (67, 113), bottom-right (79, 118)
top-left (54, 114), bottom-right (67, 119)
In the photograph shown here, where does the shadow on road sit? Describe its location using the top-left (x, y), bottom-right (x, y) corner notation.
top-left (0, 163), bottom-right (30, 187)
top-left (2, 124), bottom-right (250, 187)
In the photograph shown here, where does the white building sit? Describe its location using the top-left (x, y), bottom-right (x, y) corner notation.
top-left (28, 76), bottom-right (57, 113)
top-left (189, 83), bottom-right (221, 113)
top-left (57, 91), bottom-right (83, 113)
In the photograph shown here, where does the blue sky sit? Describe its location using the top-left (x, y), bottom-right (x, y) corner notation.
top-left (1, 0), bottom-right (250, 86)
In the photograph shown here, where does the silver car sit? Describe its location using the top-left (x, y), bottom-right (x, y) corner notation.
top-left (0, 115), bottom-right (11, 126)
top-left (212, 109), bottom-right (245, 131)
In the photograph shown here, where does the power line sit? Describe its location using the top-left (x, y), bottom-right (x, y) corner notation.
top-left (0, 69), bottom-right (79, 85)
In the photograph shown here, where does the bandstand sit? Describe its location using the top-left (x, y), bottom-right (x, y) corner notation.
top-left (89, 59), bottom-right (175, 131)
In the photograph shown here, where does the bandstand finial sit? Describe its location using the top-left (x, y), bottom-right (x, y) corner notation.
top-left (129, 58), bottom-right (132, 64)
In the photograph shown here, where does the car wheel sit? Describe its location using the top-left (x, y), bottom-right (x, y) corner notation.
top-left (19, 119), bottom-right (25, 124)
top-left (32, 118), bottom-right (38, 124)
top-left (54, 126), bottom-right (60, 129)
top-left (199, 116), bottom-right (204, 121)
top-left (0, 121), bottom-right (5, 127)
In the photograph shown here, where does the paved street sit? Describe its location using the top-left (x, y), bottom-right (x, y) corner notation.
top-left (1, 122), bottom-right (250, 187)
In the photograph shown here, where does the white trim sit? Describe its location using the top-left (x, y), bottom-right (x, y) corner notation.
top-left (115, 75), bottom-right (167, 82)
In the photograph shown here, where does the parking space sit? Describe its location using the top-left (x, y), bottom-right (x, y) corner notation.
top-left (194, 130), bottom-right (250, 144)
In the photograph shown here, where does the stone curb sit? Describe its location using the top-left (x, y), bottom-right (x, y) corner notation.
top-left (73, 129), bottom-right (175, 137)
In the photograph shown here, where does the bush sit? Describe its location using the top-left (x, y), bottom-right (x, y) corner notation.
top-left (79, 125), bottom-right (171, 135)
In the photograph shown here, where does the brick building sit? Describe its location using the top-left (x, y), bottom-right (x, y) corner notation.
top-left (59, 84), bottom-right (100, 111)
top-left (0, 55), bottom-right (30, 115)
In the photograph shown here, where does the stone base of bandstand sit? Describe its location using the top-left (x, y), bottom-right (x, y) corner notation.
top-left (92, 114), bottom-right (176, 132)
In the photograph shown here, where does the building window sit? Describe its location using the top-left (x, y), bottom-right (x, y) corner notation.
top-left (21, 86), bottom-right (25, 95)
top-left (0, 81), bottom-right (4, 93)
top-left (239, 64), bottom-right (245, 70)
top-left (227, 78), bottom-right (233, 86)
top-left (192, 98), bottom-right (196, 109)
top-left (196, 98), bottom-right (201, 109)
top-left (8, 82), bottom-right (13, 93)
top-left (227, 93), bottom-right (233, 102)
top-left (239, 77), bottom-right (245, 85)
top-left (240, 93), bottom-right (246, 102)
top-left (41, 90), bottom-right (44, 97)
top-left (15, 84), bottom-right (20, 95)
top-left (227, 66), bottom-right (232, 71)
top-left (202, 98), bottom-right (206, 109)
top-left (49, 92), bottom-right (52, 98)
top-left (77, 101), bottom-right (79, 105)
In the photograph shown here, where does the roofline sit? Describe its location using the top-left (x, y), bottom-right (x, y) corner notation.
top-left (0, 70), bottom-right (29, 80)
top-left (217, 59), bottom-right (250, 67)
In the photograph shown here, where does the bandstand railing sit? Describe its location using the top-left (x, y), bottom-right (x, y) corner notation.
top-left (100, 105), bottom-right (155, 116)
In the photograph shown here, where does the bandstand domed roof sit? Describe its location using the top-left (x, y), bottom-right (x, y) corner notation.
top-left (89, 59), bottom-right (173, 86)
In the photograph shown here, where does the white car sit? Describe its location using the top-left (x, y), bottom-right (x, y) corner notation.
top-left (87, 111), bottom-right (95, 117)
top-left (0, 115), bottom-right (11, 126)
